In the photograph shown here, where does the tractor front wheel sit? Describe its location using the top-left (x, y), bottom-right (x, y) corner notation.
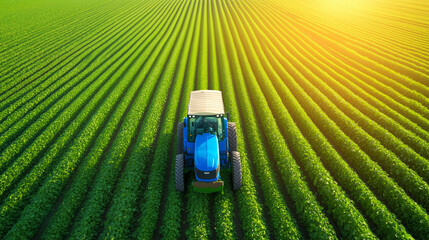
top-left (228, 122), bottom-right (237, 152)
top-left (231, 151), bottom-right (242, 191)
top-left (175, 154), bottom-right (185, 192)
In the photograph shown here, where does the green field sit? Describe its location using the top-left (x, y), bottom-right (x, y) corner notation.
top-left (1, 0), bottom-right (428, 239)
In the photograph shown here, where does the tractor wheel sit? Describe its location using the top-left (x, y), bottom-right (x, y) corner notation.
top-left (175, 154), bottom-right (185, 192)
top-left (231, 151), bottom-right (242, 191)
top-left (228, 122), bottom-right (237, 152)
top-left (177, 122), bottom-right (184, 154)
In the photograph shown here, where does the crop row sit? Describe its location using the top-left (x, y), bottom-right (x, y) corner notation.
top-left (290, 22), bottom-right (429, 121)
top-left (184, 1), bottom-right (241, 239)
top-left (294, 17), bottom-right (429, 106)
top-left (259, 5), bottom-right (429, 140)
top-left (0, 0), bottom-right (135, 84)
top-left (218, 1), bottom-right (341, 239)
top-left (177, 2), bottom-right (239, 238)
top-left (279, 3), bottom-right (429, 85)
top-left (292, 28), bottom-right (429, 158)
top-left (290, 3), bottom-right (429, 86)
top-left (259, 0), bottom-right (429, 114)
top-left (324, 51), bottom-right (429, 120)
top-left (315, 17), bottom-right (429, 74)
top-left (159, 1), bottom-right (240, 238)
top-left (182, 1), bottom-right (214, 239)
top-left (0, 0), bottom-right (145, 126)
top-left (0, 4), bottom-right (121, 104)
top-left (101, 1), bottom-right (193, 238)
top-left (209, 2), bottom-right (238, 238)
top-left (0, 0), bottom-right (117, 57)
top-left (1, 0), bottom-right (428, 239)
top-left (210, 1), bottom-right (270, 238)
top-left (159, 149), bottom-right (184, 240)
top-left (227, 0), bottom-right (383, 238)
top-left (234, 1), bottom-right (414, 239)
top-left (267, 20), bottom-right (429, 184)
top-left (0, 36), bottom-right (129, 239)
top-left (0, 0), bottom-right (150, 125)
top-left (196, 0), bottom-right (209, 91)
top-left (66, 1), bottom-right (188, 239)
top-left (0, 0), bottom-right (162, 198)
top-left (0, 61), bottom-right (113, 199)
top-left (248, 0), bottom-right (429, 133)
top-left (222, 1), bottom-right (386, 239)
top-left (252, 15), bottom-right (429, 239)
top-left (0, 0), bottom-right (153, 172)
top-left (207, 0), bottom-right (220, 91)
top-left (270, 0), bottom-right (429, 63)
top-left (240, 0), bottom-right (429, 238)
top-left (251, 0), bottom-right (429, 161)
top-left (0, 0), bottom-right (172, 237)
top-left (41, 1), bottom-right (174, 239)
top-left (244, 0), bottom-right (429, 208)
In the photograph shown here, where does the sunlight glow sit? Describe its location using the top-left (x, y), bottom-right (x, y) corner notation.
top-left (316, 0), bottom-right (372, 18)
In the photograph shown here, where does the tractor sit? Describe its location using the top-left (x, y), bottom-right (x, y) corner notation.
top-left (175, 90), bottom-right (242, 193)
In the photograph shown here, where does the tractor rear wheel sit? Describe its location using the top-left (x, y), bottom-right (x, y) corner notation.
top-left (177, 122), bottom-right (184, 154)
top-left (231, 151), bottom-right (242, 191)
top-left (175, 154), bottom-right (185, 192)
top-left (228, 122), bottom-right (237, 152)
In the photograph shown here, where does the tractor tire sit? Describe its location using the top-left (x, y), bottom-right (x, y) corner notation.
top-left (175, 154), bottom-right (185, 192)
top-left (177, 122), bottom-right (184, 154)
top-left (231, 151), bottom-right (242, 191)
top-left (228, 122), bottom-right (237, 152)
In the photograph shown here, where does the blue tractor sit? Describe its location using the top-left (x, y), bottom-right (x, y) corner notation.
top-left (175, 90), bottom-right (242, 193)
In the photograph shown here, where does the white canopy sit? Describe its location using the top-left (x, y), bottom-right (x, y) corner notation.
top-left (188, 90), bottom-right (225, 116)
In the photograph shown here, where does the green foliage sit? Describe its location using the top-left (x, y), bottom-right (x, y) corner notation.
top-left (1, 0), bottom-right (428, 239)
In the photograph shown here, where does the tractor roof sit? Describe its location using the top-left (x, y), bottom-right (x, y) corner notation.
top-left (188, 90), bottom-right (225, 116)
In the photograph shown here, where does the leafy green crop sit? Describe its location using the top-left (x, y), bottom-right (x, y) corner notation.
top-left (0, 0), bottom-right (428, 239)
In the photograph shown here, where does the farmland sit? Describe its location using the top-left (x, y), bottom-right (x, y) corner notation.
top-left (1, 0), bottom-right (428, 239)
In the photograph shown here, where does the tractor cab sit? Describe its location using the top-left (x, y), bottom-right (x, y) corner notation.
top-left (175, 90), bottom-right (242, 193)
top-left (187, 115), bottom-right (224, 142)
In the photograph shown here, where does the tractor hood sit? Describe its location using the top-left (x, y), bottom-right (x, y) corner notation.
top-left (194, 133), bottom-right (219, 171)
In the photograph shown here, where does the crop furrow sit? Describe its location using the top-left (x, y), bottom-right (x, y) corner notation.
top-left (183, 1), bottom-right (213, 239)
top-left (65, 1), bottom-right (188, 238)
top-left (247, 0), bottom-right (429, 121)
top-left (221, 1), bottom-right (326, 239)
top-left (270, 0), bottom-right (429, 69)
top-left (246, 0), bottom-right (429, 157)
top-left (0, 0), bottom-right (132, 86)
top-left (0, 0), bottom-right (179, 236)
top-left (0, 0), bottom-right (147, 111)
top-left (1, 1), bottom-right (428, 239)
top-left (273, 0), bottom-right (429, 55)
top-left (244, 0), bottom-right (429, 139)
top-left (0, 0), bottom-right (119, 55)
top-left (242, 2), bottom-right (429, 190)
top-left (100, 1), bottom-right (193, 239)
top-left (0, 0), bottom-right (164, 178)
top-left (212, 1), bottom-right (270, 238)
top-left (158, 2), bottom-right (213, 238)
top-left (270, 2), bottom-right (429, 85)
top-left (224, 1), bottom-right (380, 239)
top-left (208, 3), bottom-right (237, 238)
top-left (0, 0), bottom-right (137, 83)
top-left (38, 2), bottom-right (176, 239)
top-left (235, 2), bottom-right (414, 239)
top-left (258, 32), bottom-right (429, 239)
top-left (0, 2), bottom-right (152, 143)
